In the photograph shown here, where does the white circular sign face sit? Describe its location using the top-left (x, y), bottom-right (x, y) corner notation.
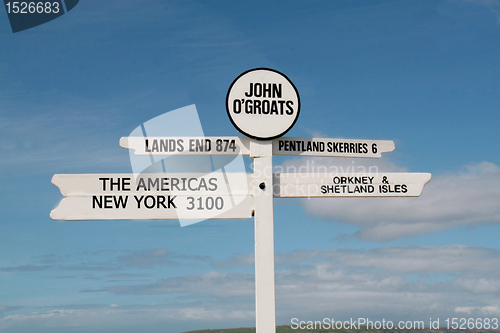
top-left (226, 68), bottom-right (300, 140)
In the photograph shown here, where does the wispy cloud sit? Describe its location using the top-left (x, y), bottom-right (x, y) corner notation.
top-left (117, 248), bottom-right (211, 268)
top-left (0, 304), bottom-right (254, 333)
top-left (4, 246), bottom-right (500, 330)
top-left (291, 161), bottom-right (500, 241)
top-left (99, 245), bottom-right (500, 324)
top-left (215, 245), bottom-right (500, 275)
top-left (0, 305), bottom-right (23, 316)
top-left (0, 265), bottom-right (54, 272)
top-left (1, 248), bottom-right (212, 275)
top-left (105, 271), bottom-right (254, 297)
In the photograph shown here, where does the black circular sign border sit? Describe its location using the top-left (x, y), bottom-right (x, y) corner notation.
top-left (226, 67), bottom-right (301, 140)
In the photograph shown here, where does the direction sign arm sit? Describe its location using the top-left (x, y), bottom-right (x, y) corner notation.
top-left (272, 137), bottom-right (395, 158)
top-left (120, 136), bottom-right (251, 155)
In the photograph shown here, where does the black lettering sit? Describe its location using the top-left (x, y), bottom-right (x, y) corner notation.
top-left (134, 195), bottom-right (144, 208)
top-left (263, 83), bottom-right (271, 97)
top-left (233, 99), bottom-right (241, 114)
top-left (208, 178), bottom-right (218, 191)
top-left (245, 100), bottom-right (252, 114)
top-left (196, 139), bottom-right (203, 152)
top-left (171, 178), bottom-right (180, 191)
top-left (160, 139), bottom-right (168, 152)
top-left (177, 139), bottom-right (184, 152)
top-left (99, 177), bottom-right (109, 191)
top-left (136, 178), bottom-right (146, 191)
top-left (273, 84), bottom-right (282, 98)
top-left (169, 139), bottom-right (176, 152)
top-left (122, 178), bottom-right (131, 191)
top-left (157, 195), bottom-right (166, 208)
top-left (278, 100), bottom-right (285, 114)
top-left (113, 195), bottom-right (128, 208)
top-left (285, 100), bottom-right (294, 115)
top-left (109, 178), bottom-right (120, 191)
top-left (147, 178), bottom-right (159, 191)
top-left (254, 83), bottom-right (262, 97)
top-left (262, 100), bottom-right (270, 114)
top-left (144, 195), bottom-right (155, 209)
top-left (161, 178), bottom-right (169, 191)
top-left (168, 195), bottom-right (177, 209)
top-left (198, 178), bottom-right (208, 191)
top-left (104, 195), bottom-right (113, 208)
top-left (93, 195), bottom-right (102, 208)
top-left (254, 100), bottom-right (261, 114)
top-left (188, 178), bottom-right (198, 191)
top-left (245, 83), bottom-right (253, 97)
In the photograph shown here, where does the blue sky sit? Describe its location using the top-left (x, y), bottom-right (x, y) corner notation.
top-left (1, 0), bottom-right (500, 332)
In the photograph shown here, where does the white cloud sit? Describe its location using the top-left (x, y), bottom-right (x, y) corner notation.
top-left (96, 245), bottom-right (500, 326)
top-left (106, 271), bottom-right (255, 298)
top-left (0, 305), bottom-right (254, 333)
top-left (455, 304), bottom-right (500, 316)
top-left (117, 248), bottom-right (210, 268)
top-left (288, 160), bottom-right (500, 241)
top-left (455, 278), bottom-right (500, 293)
top-left (215, 245), bottom-right (500, 275)
top-left (4, 245), bottom-right (500, 331)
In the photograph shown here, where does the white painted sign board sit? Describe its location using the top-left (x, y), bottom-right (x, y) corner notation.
top-left (273, 172), bottom-right (432, 197)
top-left (119, 136), bottom-right (251, 155)
top-left (226, 68), bottom-right (300, 140)
top-left (273, 137), bottom-right (395, 158)
top-left (51, 173), bottom-right (253, 220)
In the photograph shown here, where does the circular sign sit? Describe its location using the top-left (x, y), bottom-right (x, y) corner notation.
top-left (226, 68), bottom-right (300, 140)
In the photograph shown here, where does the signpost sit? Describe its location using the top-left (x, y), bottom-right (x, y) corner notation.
top-left (51, 67), bottom-right (431, 333)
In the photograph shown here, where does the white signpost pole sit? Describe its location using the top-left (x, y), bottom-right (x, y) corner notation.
top-left (251, 139), bottom-right (276, 333)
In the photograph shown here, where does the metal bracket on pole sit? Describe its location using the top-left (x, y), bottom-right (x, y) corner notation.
top-left (251, 139), bottom-right (276, 333)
